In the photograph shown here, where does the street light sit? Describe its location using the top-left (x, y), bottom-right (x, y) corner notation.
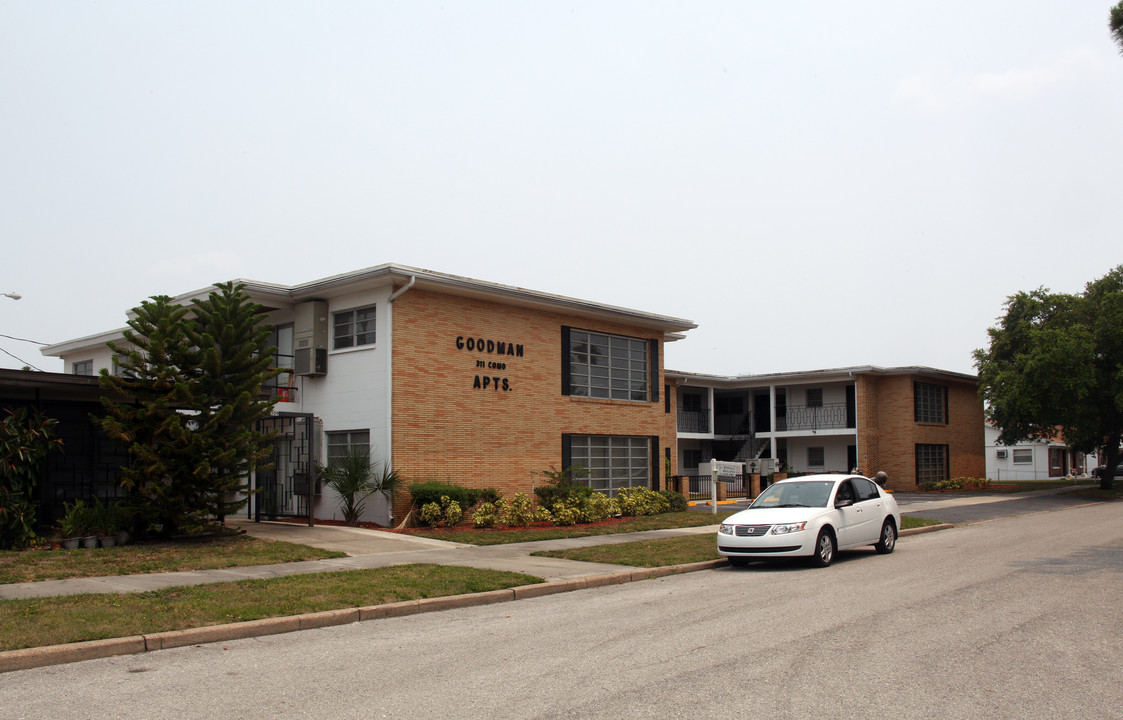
top-left (2, 292), bottom-right (20, 301)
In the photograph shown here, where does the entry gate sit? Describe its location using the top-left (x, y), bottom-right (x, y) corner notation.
top-left (253, 413), bottom-right (320, 522)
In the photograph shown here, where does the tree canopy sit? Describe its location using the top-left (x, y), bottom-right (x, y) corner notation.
top-left (1111, 2), bottom-right (1123, 55)
top-left (99, 282), bottom-right (280, 534)
top-left (973, 266), bottom-right (1123, 489)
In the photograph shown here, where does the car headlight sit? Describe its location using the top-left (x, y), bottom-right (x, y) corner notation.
top-left (771, 521), bottom-right (807, 535)
top-left (719, 524), bottom-right (734, 535)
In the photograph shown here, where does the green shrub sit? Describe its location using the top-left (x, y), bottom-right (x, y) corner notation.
top-left (417, 496), bottom-right (463, 527)
top-left (408, 482), bottom-right (499, 510)
top-left (500, 494), bottom-right (537, 527)
top-left (583, 492), bottom-right (620, 522)
top-left (919, 477), bottom-right (990, 491)
top-left (550, 502), bottom-right (582, 526)
top-left (616, 487), bottom-right (670, 517)
top-left (472, 502), bottom-right (498, 528)
top-left (658, 490), bottom-right (689, 513)
top-left (533, 465), bottom-right (592, 507)
top-left (418, 502), bottom-right (444, 526)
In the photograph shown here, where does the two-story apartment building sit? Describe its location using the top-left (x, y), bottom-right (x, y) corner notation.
top-left (42, 264), bottom-right (697, 526)
top-left (667, 366), bottom-right (985, 491)
top-left (39, 265), bottom-right (988, 524)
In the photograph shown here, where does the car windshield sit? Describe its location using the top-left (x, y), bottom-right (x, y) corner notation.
top-left (750, 481), bottom-right (835, 509)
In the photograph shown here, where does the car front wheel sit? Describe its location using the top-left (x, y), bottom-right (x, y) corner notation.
top-left (810, 529), bottom-right (835, 567)
top-left (875, 520), bottom-right (897, 554)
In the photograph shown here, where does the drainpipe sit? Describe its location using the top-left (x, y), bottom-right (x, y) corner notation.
top-left (384, 275), bottom-right (415, 521)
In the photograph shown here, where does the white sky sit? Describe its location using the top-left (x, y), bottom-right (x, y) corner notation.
top-left (2, 1), bottom-right (1121, 376)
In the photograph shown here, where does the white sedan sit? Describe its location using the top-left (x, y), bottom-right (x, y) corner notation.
top-left (717, 474), bottom-right (901, 567)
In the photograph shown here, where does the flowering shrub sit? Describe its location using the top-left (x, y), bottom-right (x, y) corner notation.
top-left (501, 494), bottom-right (538, 526)
top-left (583, 492), bottom-right (620, 522)
top-left (472, 502), bottom-right (498, 528)
top-left (418, 495), bottom-right (462, 526)
top-left (550, 502), bottom-right (582, 526)
top-left (616, 486), bottom-right (670, 516)
top-left (418, 502), bottom-right (443, 525)
top-left (918, 477), bottom-right (991, 491)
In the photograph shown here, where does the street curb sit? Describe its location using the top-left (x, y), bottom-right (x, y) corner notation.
top-left (900, 523), bottom-right (955, 536)
top-left (0, 560), bottom-right (727, 674)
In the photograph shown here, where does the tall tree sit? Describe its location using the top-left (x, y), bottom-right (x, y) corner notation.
top-left (99, 295), bottom-right (202, 533)
top-left (186, 281), bottom-right (280, 521)
top-left (974, 266), bottom-right (1123, 490)
top-left (99, 284), bottom-right (280, 534)
top-left (1111, 2), bottom-right (1123, 54)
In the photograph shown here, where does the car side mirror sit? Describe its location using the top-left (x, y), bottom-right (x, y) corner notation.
top-left (836, 499), bottom-right (853, 508)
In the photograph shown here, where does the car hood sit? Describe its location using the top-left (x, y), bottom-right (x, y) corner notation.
top-left (723, 506), bottom-right (831, 525)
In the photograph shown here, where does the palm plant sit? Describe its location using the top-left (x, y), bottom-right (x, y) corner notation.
top-left (318, 450), bottom-right (401, 526)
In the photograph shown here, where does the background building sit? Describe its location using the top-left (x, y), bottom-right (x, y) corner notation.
top-left (667, 366), bottom-right (985, 491)
top-left (984, 423), bottom-right (1094, 482)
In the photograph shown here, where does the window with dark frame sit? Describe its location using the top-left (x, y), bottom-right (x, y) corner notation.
top-left (806, 388), bottom-right (823, 407)
top-left (332, 306), bottom-right (376, 350)
top-left (567, 435), bottom-right (651, 496)
top-left (916, 444), bottom-right (949, 484)
top-left (72, 360), bottom-right (93, 376)
top-left (326, 430), bottom-right (370, 464)
top-left (808, 446), bottom-right (825, 467)
top-left (914, 382), bottom-right (948, 424)
top-left (566, 329), bottom-right (650, 401)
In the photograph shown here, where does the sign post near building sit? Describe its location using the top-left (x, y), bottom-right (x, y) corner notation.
top-left (710, 459), bottom-right (719, 514)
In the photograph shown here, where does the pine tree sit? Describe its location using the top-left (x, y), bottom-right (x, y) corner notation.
top-left (99, 285), bottom-right (280, 534)
top-left (186, 281), bottom-right (281, 520)
top-left (98, 295), bottom-right (205, 533)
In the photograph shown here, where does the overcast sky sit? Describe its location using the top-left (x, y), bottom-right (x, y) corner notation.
top-left (2, 1), bottom-right (1121, 377)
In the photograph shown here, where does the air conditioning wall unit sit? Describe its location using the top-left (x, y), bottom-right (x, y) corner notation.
top-left (294, 301), bottom-right (329, 377)
top-left (996, 449), bottom-right (1007, 459)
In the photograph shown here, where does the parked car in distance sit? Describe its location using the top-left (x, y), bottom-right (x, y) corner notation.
top-left (718, 474), bottom-right (901, 568)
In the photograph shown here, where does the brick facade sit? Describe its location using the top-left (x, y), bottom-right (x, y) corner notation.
top-left (390, 288), bottom-right (676, 518)
top-left (857, 373), bottom-right (984, 489)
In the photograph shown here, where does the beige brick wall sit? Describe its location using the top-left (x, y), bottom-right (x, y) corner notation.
top-left (389, 289), bottom-right (674, 518)
top-left (857, 373), bottom-right (984, 490)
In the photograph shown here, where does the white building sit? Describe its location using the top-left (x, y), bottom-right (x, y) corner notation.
top-left (984, 423), bottom-right (1096, 482)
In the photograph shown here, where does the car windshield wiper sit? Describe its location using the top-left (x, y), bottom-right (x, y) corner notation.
top-left (774, 503), bottom-right (810, 508)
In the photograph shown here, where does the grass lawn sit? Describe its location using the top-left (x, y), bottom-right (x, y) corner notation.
top-left (531, 514), bottom-right (946, 568)
top-left (400, 511), bottom-right (735, 545)
top-left (0, 565), bottom-right (539, 651)
top-left (0, 536), bottom-right (346, 585)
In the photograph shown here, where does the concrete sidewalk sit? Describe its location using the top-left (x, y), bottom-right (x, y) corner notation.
top-left (0, 520), bottom-right (720, 600)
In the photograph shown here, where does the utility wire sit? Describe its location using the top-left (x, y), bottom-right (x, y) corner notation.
top-left (0, 332), bottom-right (52, 345)
top-left (0, 344), bottom-right (45, 372)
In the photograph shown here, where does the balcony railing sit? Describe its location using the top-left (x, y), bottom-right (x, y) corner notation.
top-left (677, 411), bottom-right (756, 435)
top-left (715, 412), bottom-right (752, 436)
top-left (677, 410), bottom-right (710, 433)
top-left (776, 403), bottom-right (852, 431)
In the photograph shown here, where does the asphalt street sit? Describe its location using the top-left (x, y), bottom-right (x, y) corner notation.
top-left (2, 494), bottom-right (1120, 719)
